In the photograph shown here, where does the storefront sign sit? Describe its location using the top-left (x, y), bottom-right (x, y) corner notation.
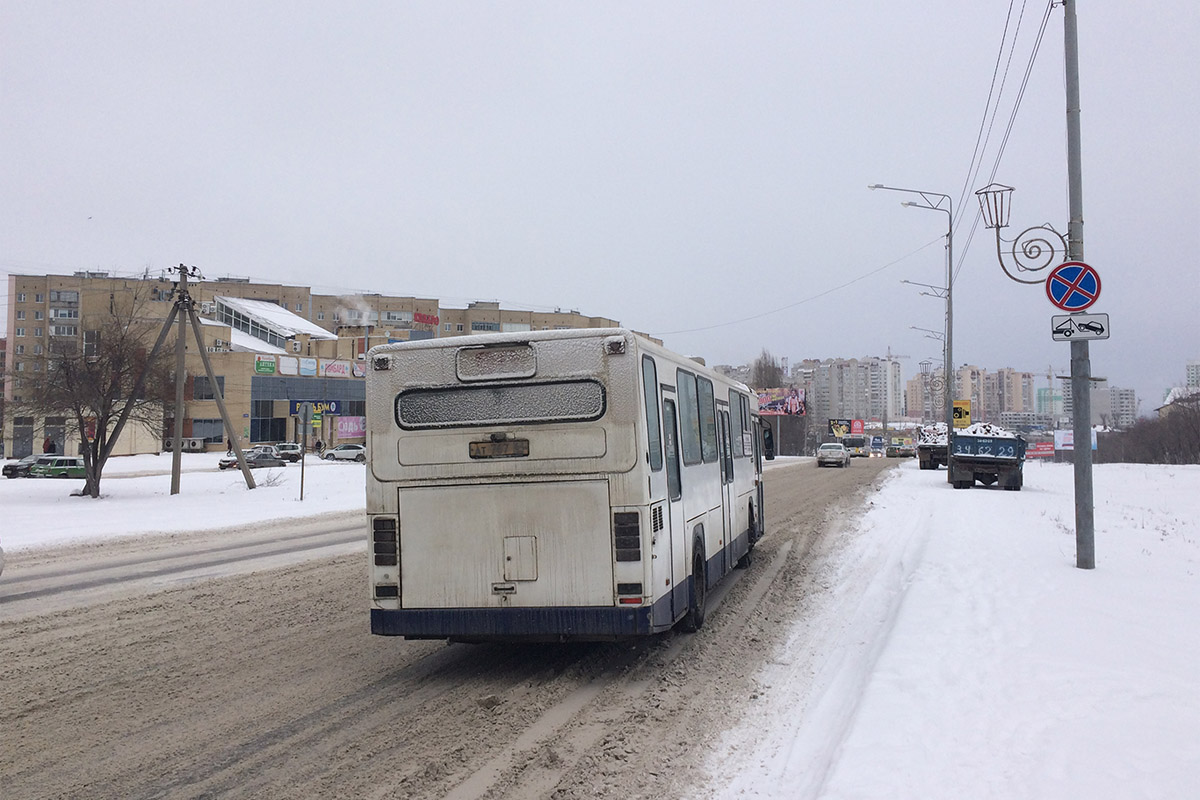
top-left (254, 355), bottom-right (276, 374)
top-left (299, 357), bottom-right (317, 376)
top-left (290, 400), bottom-right (342, 416)
top-left (320, 359), bottom-right (354, 378)
top-left (278, 356), bottom-right (298, 375)
top-left (414, 312), bottom-right (440, 326)
top-left (338, 416), bottom-right (366, 438)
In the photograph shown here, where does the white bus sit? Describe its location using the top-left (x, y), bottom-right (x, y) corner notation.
top-left (364, 328), bottom-right (767, 642)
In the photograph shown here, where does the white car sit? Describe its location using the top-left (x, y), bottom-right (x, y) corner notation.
top-left (274, 443), bottom-right (303, 462)
top-left (323, 443), bottom-right (366, 462)
top-left (816, 442), bottom-right (851, 468)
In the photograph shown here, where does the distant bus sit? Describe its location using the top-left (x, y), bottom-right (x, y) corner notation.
top-left (842, 434), bottom-right (870, 457)
top-left (364, 328), bottom-right (768, 642)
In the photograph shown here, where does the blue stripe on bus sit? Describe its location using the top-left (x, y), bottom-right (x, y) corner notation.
top-left (371, 595), bottom-right (676, 639)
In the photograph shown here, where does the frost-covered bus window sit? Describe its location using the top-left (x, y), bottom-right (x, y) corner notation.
top-left (396, 380), bottom-right (605, 429)
top-left (678, 370), bottom-right (702, 466)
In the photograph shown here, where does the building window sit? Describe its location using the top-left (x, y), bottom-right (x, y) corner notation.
top-left (34, 311), bottom-right (44, 320)
top-left (456, 323), bottom-right (464, 332)
top-left (249, 399), bottom-right (286, 443)
top-left (51, 308), bottom-right (79, 319)
top-left (15, 344), bottom-right (24, 354)
top-left (16, 310), bottom-right (25, 320)
top-left (193, 376), bottom-right (225, 400)
top-left (443, 322), bottom-right (451, 331)
top-left (34, 327), bottom-right (43, 337)
top-left (317, 311), bottom-right (325, 320)
top-left (84, 330), bottom-right (100, 357)
top-left (17, 292), bottom-right (25, 302)
top-left (295, 303), bottom-right (302, 312)
top-left (191, 418), bottom-right (225, 443)
top-left (470, 321), bottom-right (500, 332)
top-left (35, 293), bottom-right (44, 302)
top-left (33, 344), bottom-right (43, 355)
top-left (50, 290), bottom-right (79, 303)
top-left (15, 327), bottom-right (24, 337)
top-left (50, 325), bottom-right (77, 337)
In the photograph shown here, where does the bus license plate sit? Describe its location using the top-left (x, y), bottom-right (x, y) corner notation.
top-left (469, 439), bottom-right (530, 459)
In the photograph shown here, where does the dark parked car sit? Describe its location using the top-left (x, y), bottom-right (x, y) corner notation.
top-left (219, 451), bottom-right (287, 470)
top-left (4, 454), bottom-right (56, 478)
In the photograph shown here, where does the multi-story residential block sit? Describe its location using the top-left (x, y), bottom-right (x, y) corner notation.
top-left (3, 271), bottom-right (627, 458)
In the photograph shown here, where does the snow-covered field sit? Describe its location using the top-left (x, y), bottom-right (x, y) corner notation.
top-left (0, 452), bottom-right (365, 551)
top-left (2, 453), bottom-right (1197, 798)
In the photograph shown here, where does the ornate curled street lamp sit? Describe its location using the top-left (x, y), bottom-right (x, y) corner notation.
top-left (974, 183), bottom-right (1069, 286)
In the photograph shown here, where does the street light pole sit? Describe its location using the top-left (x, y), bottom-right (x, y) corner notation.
top-left (871, 184), bottom-right (955, 481)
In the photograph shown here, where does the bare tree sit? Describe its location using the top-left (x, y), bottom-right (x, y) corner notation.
top-left (749, 349), bottom-right (784, 389)
top-left (1112, 396), bottom-right (1200, 465)
top-left (10, 288), bottom-right (174, 497)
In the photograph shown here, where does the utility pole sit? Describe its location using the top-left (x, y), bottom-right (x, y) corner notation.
top-left (107, 265), bottom-right (256, 492)
top-left (1064, 0), bottom-right (1094, 569)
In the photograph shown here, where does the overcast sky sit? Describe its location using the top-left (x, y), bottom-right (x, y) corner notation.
top-left (3, 2), bottom-right (1196, 411)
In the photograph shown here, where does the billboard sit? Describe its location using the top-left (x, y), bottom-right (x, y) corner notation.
top-left (829, 418), bottom-right (852, 437)
top-left (757, 387), bottom-right (805, 416)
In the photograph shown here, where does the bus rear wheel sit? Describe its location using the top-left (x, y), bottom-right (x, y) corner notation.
top-left (681, 544), bottom-right (707, 632)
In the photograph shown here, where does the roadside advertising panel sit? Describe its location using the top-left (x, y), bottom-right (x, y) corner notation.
top-left (1027, 442), bottom-right (1055, 458)
top-left (829, 418), bottom-right (851, 438)
top-left (757, 387), bottom-right (806, 415)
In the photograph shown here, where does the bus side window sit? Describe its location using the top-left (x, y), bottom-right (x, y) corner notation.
top-left (720, 410), bottom-right (733, 484)
top-left (642, 356), bottom-right (663, 471)
top-left (663, 399), bottom-right (682, 501)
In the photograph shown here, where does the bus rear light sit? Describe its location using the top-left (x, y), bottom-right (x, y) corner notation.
top-left (613, 512), bottom-right (641, 562)
top-left (618, 597), bottom-right (642, 605)
top-left (373, 517), bottom-right (399, 567)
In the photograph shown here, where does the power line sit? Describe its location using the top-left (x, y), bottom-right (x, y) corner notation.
top-left (655, 236), bottom-right (942, 336)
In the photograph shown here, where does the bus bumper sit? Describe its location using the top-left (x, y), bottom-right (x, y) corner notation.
top-left (370, 600), bottom-right (673, 641)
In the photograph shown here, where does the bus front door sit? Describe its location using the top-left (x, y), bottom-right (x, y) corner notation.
top-left (660, 397), bottom-right (688, 626)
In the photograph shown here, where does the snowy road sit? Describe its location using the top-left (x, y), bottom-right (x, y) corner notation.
top-left (0, 457), bottom-right (896, 800)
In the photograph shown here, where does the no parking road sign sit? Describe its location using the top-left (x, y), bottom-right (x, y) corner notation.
top-left (1046, 261), bottom-right (1101, 311)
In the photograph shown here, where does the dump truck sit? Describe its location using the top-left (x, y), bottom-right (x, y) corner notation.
top-left (917, 423), bottom-right (948, 470)
top-left (948, 424), bottom-right (1026, 490)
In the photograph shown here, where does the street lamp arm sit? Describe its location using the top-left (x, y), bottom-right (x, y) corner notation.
top-left (871, 180), bottom-right (955, 483)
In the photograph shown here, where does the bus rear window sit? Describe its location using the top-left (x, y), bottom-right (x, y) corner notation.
top-left (396, 380), bottom-right (606, 429)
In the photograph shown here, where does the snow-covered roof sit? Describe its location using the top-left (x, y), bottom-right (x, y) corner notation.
top-left (215, 295), bottom-right (337, 341)
top-left (227, 326), bottom-right (286, 355)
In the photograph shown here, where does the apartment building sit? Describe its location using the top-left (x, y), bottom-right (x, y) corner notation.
top-left (3, 271), bottom-right (626, 458)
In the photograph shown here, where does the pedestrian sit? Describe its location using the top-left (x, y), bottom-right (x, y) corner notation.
top-left (226, 437), bottom-right (233, 456)
top-left (43, 436), bottom-right (55, 454)
top-left (315, 439), bottom-right (324, 455)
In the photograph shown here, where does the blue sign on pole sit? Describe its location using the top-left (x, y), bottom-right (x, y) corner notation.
top-left (1046, 261), bottom-right (1101, 311)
